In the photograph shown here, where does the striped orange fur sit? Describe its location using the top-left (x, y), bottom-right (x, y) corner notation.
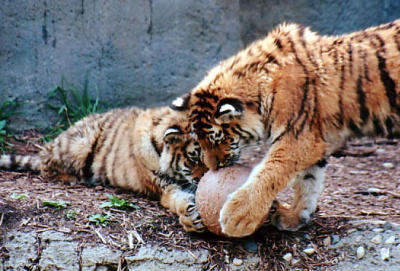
top-left (0, 107), bottom-right (207, 232)
top-left (172, 20), bottom-right (400, 237)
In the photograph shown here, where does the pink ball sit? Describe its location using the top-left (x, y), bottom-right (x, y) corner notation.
top-left (196, 166), bottom-right (254, 236)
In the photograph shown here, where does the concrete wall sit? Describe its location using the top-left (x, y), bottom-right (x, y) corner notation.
top-left (1, 0), bottom-right (400, 131)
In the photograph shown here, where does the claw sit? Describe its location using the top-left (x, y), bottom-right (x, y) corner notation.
top-left (187, 204), bottom-right (196, 213)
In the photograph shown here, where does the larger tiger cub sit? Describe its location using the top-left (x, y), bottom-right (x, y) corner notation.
top-left (0, 107), bottom-right (207, 232)
top-left (172, 20), bottom-right (400, 237)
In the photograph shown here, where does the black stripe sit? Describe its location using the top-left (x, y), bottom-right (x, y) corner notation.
top-left (385, 117), bottom-right (394, 138)
top-left (98, 114), bottom-right (122, 178)
top-left (271, 130), bottom-right (286, 145)
top-left (348, 43), bottom-right (353, 75)
top-left (275, 38), bottom-right (283, 50)
top-left (9, 155), bottom-right (16, 170)
top-left (360, 49), bottom-right (371, 82)
top-left (333, 46), bottom-right (339, 68)
top-left (189, 109), bottom-right (212, 119)
top-left (356, 75), bottom-right (369, 124)
top-left (377, 54), bottom-right (398, 112)
top-left (194, 91), bottom-right (219, 102)
top-left (367, 33), bottom-right (398, 113)
top-left (373, 116), bottom-right (384, 136)
top-left (304, 174), bottom-right (315, 180)
top-left (348, 119), bottom-right (362, 136)
top-left (316, 159), bottom-right (327, 167)
top-left (287, 36), bottom-right (310, 134)
top-left (82, 135), bottom-right (100, 180)
top-left (394, 25), bottom-right (400, 52)
top-left (338, 51), bottom-right (345, 126)
top-left (151, 136), bottom-right (162, 157)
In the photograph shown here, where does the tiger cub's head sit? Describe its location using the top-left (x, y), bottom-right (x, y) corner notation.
top-left (154, 108), bottom-right (207, 186)
top-left (171, 90), bottom-right (266, 170)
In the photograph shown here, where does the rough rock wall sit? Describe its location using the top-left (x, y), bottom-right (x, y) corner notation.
top-left (1, 0), bottom-right (400, 131)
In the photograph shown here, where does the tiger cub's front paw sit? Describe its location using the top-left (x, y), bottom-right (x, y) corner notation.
top-left (219, 186), bottom-right (270, 237)
top-left (179, 202), bottom-right (206, 233)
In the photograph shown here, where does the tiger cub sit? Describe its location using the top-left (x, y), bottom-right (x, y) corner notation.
top-left (172, 20), bottom-right (400, 237)
top-left (0, 106), bottom-right (207, 232)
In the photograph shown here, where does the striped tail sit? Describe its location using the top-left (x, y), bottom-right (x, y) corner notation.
top-left (0, 154), bottom-right (41, 172)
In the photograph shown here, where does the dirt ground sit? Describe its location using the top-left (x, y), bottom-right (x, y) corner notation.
top-left (0, 131), bottom-right (399, 270)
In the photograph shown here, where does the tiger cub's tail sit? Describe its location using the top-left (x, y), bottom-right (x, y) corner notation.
top-left (0, 154), bottom-right (41, 172)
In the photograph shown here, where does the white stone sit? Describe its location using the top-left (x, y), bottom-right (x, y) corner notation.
top-left (356, 246), bottom-right (365, 259)
top-left (372, 228), bottom-right (384, 233)
top-left (291, 258), bottom-right (300, 265)
top-left (323, 236), bottom-right (331, 246)
top-left (380, 247), bottom-right (390, 261)
top-left (384, 236), bottom-right (396, 244)
top-left (382, 162), bottom-right (394, 169)
top-left (355, 236), bottom-right (363, 243)
top-left (376, 148), bottom-right (385, 154)
top-left (224, 255), bottom-right (230, 264)
top-left (371, 235), bottom-right (382, 244)
top-left (303, 248), bottom-right (315, 255)
top-left (282, 253), bottom-right (292, 262)
top-left (232, 258), bottom-right (243, 266)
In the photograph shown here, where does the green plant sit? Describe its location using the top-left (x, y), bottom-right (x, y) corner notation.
top-left (10, 192), bottom-right (28, 200)
top-left (43, 73), bottom-right (100, 141)
top-left (42, 200), bottom-right (69, 209)
top-left (100, 194), bottom-right (139, 209)
top-left (0, 99), bottom-right (20, 152)
top-left (65, 210), bottom-right (78, 220)
top-left (88, 213), bottom-right (111, 227)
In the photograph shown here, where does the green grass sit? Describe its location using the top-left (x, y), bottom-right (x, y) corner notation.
top-left (65, 210), bottom-right (78, 220)
top-left (42, 200), bottom-right (70, 209)
top-left (0, 99), bottom-right (20, 152)
top-left (100, 194), bottom-right (139, 209)
top-left (10, 192), bottom-right (28, 200)
top-left (43, 73), bottom-right (100, 142)
top-left (88, 213), bottom-right (111, 227)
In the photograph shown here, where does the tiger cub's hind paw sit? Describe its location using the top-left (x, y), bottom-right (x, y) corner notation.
top-left (271, 201), bottom-right (311, 232)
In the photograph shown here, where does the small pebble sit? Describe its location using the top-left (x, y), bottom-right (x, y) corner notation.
top-left (242, 239), bottom-right (258, 253)
top-left (323, 236), bottom-right (331, 246)
top-left (291, 258), bottom-right (300, 265)
top-left (347, 229), bottom-right (357, 234)
top-left (303, 234), bottom-right (312, 240)
top-left (232, 258), bottom-right (243, 266)
top-left (332, 235), bottom-right (340, 244)
top-left (372, 228), bottom-right (384, 233)
top-left (282, 253), bottom-right (292, 262)
top-left (383, 221), bottom-right (393, 230)
top-left (224, 255), bottom-right (230, 264)
top-left (303, 248), bottom-right (315, 255)
top-left (355, 236), bottom-right (363, 243)
top-left (382, 162), bottom-right (394, 169)
top-left (371, 235), bottom-right (383, 244)
top-left (385, 236), bottom-right (396, 244)
top-left (356, 246), bottom-right (365, 259)
top-left (376, 148), bottom-right (385, 154)
top-left (380, 247), bottom-right (390, 261)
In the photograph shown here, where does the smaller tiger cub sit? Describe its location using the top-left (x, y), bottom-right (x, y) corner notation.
top-left (0, 106), bottom-right (207, 233)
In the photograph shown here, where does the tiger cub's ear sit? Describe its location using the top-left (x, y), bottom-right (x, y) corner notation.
top-left (215, 98), bottom-right (243, 123)
top-left (163, 127), bottom-right (184, 144)
top-left (170, 93), bottom-right (190, 111)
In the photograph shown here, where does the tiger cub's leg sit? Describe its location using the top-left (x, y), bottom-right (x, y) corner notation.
top-left (272, 159), bottom-right (326, 231)
top-left (160, 185), bottom-right (205, 233)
